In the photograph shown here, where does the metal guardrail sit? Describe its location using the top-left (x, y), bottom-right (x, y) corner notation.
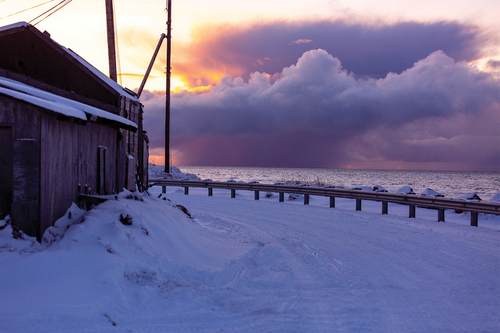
top-left (149, 179), bottom-right (500, 227)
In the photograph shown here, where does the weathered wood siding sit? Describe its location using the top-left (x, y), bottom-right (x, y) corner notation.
top-left (0, 126), bottom-right (13, 218)
top-left (40, 114), bottom-right (122, 234)
top-left (0, 95), bottom-right (130, 238)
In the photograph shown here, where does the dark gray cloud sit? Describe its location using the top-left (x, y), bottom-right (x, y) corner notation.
top-left (142, 49), bottom-right (500, 170)
top-left (178, 19), bottom-right (492, 83)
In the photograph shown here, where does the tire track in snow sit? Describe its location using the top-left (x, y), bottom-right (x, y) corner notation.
top-left (165, 192), bottom-right (500, 332)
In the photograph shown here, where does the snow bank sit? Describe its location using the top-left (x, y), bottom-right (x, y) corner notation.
top-left (1, 188), bottom-right (498, 332)
top-left (489, 192), bottom-right (500, 203)
top-left (148, 164), bottom-right (199, 180)
top-left (0, 191), bottom-right (250, 331)
top-left (420, 187), bottom-right (444, 197)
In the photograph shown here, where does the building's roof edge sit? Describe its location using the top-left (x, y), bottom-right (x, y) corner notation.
top-left (0, 21), bottom-right (29, 33)
top-left (0, 22), bottom-right (140, 103)
top-left (0, 76), bottom-right (138, 130)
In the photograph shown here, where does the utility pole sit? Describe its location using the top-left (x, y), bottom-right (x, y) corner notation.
top-left (105, 0), bottom-right (117, 82)
top-left (165, 0), bottom-right (172, 172)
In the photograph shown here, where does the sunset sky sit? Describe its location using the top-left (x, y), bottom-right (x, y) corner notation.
top-left (1, 0), bottom-right (499, 171)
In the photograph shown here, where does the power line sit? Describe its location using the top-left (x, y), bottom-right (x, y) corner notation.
top-left (0, 0), bottom-right (56, 21)
top-left (29, 0), bottom-right (72, 26)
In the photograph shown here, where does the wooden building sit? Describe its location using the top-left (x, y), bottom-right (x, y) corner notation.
top-left (0, 22), bottom-right (148, 240)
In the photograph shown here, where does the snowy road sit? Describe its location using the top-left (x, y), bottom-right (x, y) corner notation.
top-left (1, 189), bottom-right (498, 332)
top-left (154, 190), bottom-right (499, 332)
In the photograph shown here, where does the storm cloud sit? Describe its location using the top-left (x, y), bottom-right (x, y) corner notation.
top-left (174, 19), bottom-right (493, 86)
top-left (142, 49), bottom-right (500, 170)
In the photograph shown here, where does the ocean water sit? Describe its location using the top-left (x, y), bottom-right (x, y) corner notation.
top-left (178, 166), bottom-right (500, 200)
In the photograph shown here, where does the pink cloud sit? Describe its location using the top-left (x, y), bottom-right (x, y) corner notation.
top-left (290, 39), bottom-right (313, 45)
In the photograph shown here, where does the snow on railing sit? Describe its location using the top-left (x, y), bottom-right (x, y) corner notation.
top-left (149, 179), bottom-right (500, 227)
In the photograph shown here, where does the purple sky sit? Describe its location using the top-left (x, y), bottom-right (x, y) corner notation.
top-left (142, 19), bottom-right (499, 171)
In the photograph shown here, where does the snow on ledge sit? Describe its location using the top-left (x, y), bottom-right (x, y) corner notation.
top-left (0, 76), bottom-right (137, 130)
top-left (64, 48), bottom-right (140, 103)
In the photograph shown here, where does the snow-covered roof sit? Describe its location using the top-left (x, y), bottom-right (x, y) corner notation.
top-left (0, 76), bottom-right (137, 130)
top-left (64, 47), bottom-right (140, 103)
top-left (0, 22), bottom-right (139, 103)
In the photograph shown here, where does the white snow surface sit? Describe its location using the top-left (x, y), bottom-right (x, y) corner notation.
top-left (489, 192), bottom-right (500, 203)
top-left (0, 86), bottom-right (87, 120)
top-left (420, 188), bottom-right (444, 197)
top-left (0, 187), bottom-right (499, 332)
top-left (64, 48), bottom-right (140, 103)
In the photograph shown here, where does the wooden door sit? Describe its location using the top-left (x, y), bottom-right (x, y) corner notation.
top-left (0, 126), bottom-right (13, 218)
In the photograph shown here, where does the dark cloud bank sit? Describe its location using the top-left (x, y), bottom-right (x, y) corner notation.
top-left (176, 20), bottom-right (492, 84)
top-left (143, 21), bottom-right (499, 171)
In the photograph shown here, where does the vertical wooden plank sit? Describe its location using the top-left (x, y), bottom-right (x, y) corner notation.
top-left (0, 126), bottom-right (13, 218)
top-left (12, 139), bottom-right (40, 239)
top-left (97, 146), bottom-right (105, 195)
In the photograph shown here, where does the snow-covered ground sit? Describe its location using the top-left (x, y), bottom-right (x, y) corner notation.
top-left (1, 186), bottom-right (499, 332)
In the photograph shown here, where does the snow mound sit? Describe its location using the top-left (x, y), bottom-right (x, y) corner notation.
top-left (148, 164), bottom-right (199, 180)
top-left (454, 193), bottom-right (482, 201)
top-left (49, 191), bottom-right (250, 271)
top-left (488, 193), bottom-right (500, 203)
top-left (396, 186), bottom-right (416, 195)
top-left (420, 188), bottom-right (444, 197)
top-left (350, 186), bottom-right (373, 191)
top-left (42, 203), bottom-right (85, 246)
top-left (0, 217), bottom-right (40, 253)
top-left (373, 185), bottom-right (388, 192)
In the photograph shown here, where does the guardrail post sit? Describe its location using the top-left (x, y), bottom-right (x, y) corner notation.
top-left (356, 199), bottom-right (362, 211)
top-left (438, 208), bottom-right (445, 222)
top-left (231, 189), bottom-right (236, 198)
top-left (208, 187), bottom-right (213, 196)
top-left (409, 205), bottom-right (416, 218)
top-left (329, 197), bottom-right (335, 208)
top-left (470, 212), bottom-right (478, 227)
top-left (279, 192), bottom-right (284, 202)
top-left (162, 186), bottom-right (166, 194)
top-left (382, 202), bottom-right (388, 214)
top-left (304, 194), bottom-right (309, 205)
top-left (254, 191), bottom-right (259, 200)
top-left (184, 187), bottom-right (189, 195)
